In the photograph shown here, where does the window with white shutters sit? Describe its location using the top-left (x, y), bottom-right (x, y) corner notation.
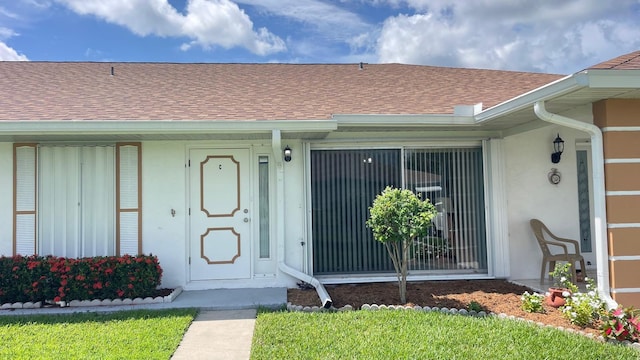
top-left (13, 142), bottom-right (141, 257)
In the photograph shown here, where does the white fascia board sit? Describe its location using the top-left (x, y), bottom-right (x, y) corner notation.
top-left (474, 72), bottom-right (589, 123)
top-left (582, 69), bottom-right (640, 88)
top-left (0, 119), bottom-right (338, 135)
top-left (333, 114), bottom-right (476, 127)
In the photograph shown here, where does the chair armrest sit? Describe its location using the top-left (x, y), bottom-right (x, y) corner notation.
top-left (545, 241), bottom-right (569, 255)
top-left (552, 237), bottom-right (580, 253)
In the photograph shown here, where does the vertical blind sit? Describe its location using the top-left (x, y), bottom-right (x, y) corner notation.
top-left (38, 145), bottom-right (115, 258)
top-left (311, 147), bottom-right (487, 275)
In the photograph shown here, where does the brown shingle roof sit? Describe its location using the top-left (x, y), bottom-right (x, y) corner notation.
top-left (0, 62), bottom-right (562, 121)
top-left (588, 51), bottom-right (640, 70)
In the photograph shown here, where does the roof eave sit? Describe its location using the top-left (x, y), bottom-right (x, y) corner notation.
top-left (475, 69), bottom-right (640, 125)
top-left (333, 114), bottom-right (476, 127)
top-left (474, 72), bottom-right (589, 123)
top-left (0, 119), bottom-right (338, 136)
top-left (582, 69), bottom-right (640, 88)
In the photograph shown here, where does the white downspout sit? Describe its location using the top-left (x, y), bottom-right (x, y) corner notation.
top-left (533, 101), bottom-right (616, 308)
top-left (272, 129), bottom-right (333, 308)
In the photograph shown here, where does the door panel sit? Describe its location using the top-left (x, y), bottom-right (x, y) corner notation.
top-left (189, 148), bottom-right (251, 280)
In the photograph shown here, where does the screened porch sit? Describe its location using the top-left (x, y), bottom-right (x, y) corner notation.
top-left (310, 147), bottom-right (488, 277)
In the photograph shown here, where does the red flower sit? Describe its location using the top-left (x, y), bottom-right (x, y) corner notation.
top-left (127, 284), bottom-right (134, 289)
top-left (75, 275), bottom-right (85, 281)
top-left (32, 282), bottom-right (39, 288)
top-left (93, 282), bottom-right (103, 290)
top-left (104, 268), bottom-right (114, 275)
top-left (61, 279), bottom-right (68, 286)
top-left (27, 261), bottom-right (39, 270)
top-left (117, 289), bottom-right (125, 297)
top-left (53, 296), bottom-right (61, 302)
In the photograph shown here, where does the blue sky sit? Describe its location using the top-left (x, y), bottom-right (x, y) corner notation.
top-left (1, 0), bottom-right (640, 74)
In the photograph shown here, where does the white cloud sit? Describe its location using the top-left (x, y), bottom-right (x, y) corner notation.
top-left (0, 26), bottom-right (28, 61)
top-left (237, 0), bottom-right (371, 41)
top-left (236, 0), bottom-right (377, 60)
top-left (55, 0), bottom-right (286, 55)
top-left (0, 27), bottom-right (18, 40)
top-left (0, 6), bottom-right (19, 19)
top-left (376, 0), bottom-right (640, 73)
top-left (0, 41), bottom-right (28, 61)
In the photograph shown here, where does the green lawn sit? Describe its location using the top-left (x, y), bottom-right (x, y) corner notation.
top-left (0, 308), bottom-right (197, 360)
top-left (251, 310), bottom-right (639, 360)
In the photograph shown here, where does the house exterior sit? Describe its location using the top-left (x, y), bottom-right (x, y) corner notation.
top-left (1, 52), bottom-right (639, 307)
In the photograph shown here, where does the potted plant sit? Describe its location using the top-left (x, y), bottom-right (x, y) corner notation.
top-left (546, 263), bottom-right (578, 308)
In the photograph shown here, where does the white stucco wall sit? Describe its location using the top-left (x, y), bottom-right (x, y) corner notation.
top-left (282, 141), bottom-right (308, 273)
top-left (0, 143), bottom-right (13, 256)
top-left (504, 105), bottom-right (594, 280)
top-left (141, 141), bottom-right (188, 289)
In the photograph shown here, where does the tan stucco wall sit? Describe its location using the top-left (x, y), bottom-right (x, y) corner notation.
top-left (594, 99), bottom-right (640, 308)
top-left (602, 132), bottom-right (640, 158)
top-left (609, 228), bottom-right (640, 256)
top-left (612, 293), bottom-right (640, 307)
top-left (593, 99), bottom-right (640, 127)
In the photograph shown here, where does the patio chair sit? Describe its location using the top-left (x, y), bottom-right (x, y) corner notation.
top-left (530, 219), bottom-right (586, 284)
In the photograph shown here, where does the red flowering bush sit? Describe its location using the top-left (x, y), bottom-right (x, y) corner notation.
top-left (601, 307), bottom-right (640, 342)
top-left (0, 254), bottom-right (162, 304)
top-left (0, 255), bottom-right (55, 303)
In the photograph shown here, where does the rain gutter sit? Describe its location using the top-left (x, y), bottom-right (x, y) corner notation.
top-left (271, 129), bottom-right (332, 308)
top-left (533, 101), bottom-right (617, 309)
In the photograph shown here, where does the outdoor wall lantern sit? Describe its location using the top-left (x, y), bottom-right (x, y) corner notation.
top-left (551, 133), bottom-right (564, 164)
top-left (283, 145), bottom-right (292, 162)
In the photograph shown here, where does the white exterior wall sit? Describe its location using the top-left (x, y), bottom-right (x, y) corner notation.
top-left (504, 105), bottom-right (594, 280)
top-left (282, 141), bottom-right (309, 274)
top-left (0, 143), bottom-right (13, 256)
top-left (141, 141), bottom-right (188, 289)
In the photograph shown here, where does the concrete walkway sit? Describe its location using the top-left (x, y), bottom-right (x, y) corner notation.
top-left (0, 287), bottom-right (288, 360)
top-left (171, 309), bottom-right (257, 360)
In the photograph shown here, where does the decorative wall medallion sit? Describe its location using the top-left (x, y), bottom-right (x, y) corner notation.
top-left (548, 168), bottom-right (561, 185)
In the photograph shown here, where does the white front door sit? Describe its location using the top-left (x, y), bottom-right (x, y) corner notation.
top-left (189, 148), bottom-right (251, 280)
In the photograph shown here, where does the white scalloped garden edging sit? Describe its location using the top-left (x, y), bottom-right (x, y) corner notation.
top-left (285, 301), bottom-right (640, 351)
top-left (0, 287), bottom-right (183, 309)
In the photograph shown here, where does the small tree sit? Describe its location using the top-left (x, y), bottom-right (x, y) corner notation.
top-left (366, 186), bottom-right (437, 303)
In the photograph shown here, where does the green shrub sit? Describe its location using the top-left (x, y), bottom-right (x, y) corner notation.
top-left (0, 254), bottom-right (163, 304)
top-left (560, 277), bottom-right (604, 327)
top-left (366, 187), bottom-right (436, 303)
top-left (521, 291), bottom-right (545, 313)
top-left (468, 301), bottom-right (484, 313)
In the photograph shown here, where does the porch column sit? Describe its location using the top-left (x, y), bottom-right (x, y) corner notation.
top-left (593, 99), bottom-right (640, 307)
